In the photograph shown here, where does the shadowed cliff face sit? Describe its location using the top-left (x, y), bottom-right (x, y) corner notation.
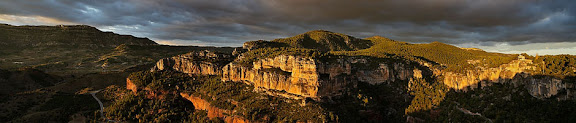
top-left (515, 75), bottom-right (575, 99)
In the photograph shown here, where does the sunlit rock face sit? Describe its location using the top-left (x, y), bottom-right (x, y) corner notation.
top-left (126, 78), bottom-right (138, 93)
top-left (180, 93), bottom-right (250, 123)
top-left (151, 50), bottom-right (234, 75)
top-left (149, 50), bottom-right (575, 100)
top-left (440, 59), bottom-right (536, 90)
top-left (440, 58), bottom-right (575, 100)
top-left (222, 55), bottom-right (421, 99)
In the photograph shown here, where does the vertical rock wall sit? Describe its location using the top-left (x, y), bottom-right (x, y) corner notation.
top-left (222, 55), bottom-right (420, 99)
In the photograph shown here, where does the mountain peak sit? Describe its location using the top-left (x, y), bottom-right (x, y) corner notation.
top-left (272, 30), bottom-right (373, 51)
top-left (304, 29), bottom-right (334, 34)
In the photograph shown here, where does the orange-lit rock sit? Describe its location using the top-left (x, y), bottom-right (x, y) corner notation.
top-left (440, 59), bottom-right (536, 90)
top-left (222, 55), bottom-right (421, 99)
top-left (126, 78), bottom-right (138, 93)
top-left (180, 93), bottom-right (250, 122)
top-left (152, 50), bottom-right (233, 75)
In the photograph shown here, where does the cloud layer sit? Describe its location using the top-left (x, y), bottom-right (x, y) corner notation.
top-left (0, 0), bottom-right (574, 54)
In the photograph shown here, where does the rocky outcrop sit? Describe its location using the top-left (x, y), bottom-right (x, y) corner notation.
top-left (126, 78), bottom-right (138, 93)
top-left (151, 50), bottom-right (234, 75)
top-left (180, 93), bottom-right (249, 123)
top-left (180, 93), bottom-right (231, 118)
top-left (511, 74), bottom-right (575, 99)
top-left (441, 58), bottom-right (536, 90)
top-left (222, 55), bottom-right (319, 98)
top-left (440, 57), bottom-right (575, 100)
top-left (126, 77), bottom-right (172, 99)
top-left (127, 78), bottom-right (250, 122)
top-left (222, 55), bottom-right (421, 99)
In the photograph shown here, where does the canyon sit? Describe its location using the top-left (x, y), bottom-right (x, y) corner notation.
top-left (150, 50), bottom-right (574, 101)
top-left (3, 23), bottom-right (574, 122)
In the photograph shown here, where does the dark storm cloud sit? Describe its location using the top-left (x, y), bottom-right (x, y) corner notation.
top-left (0, 0), bottom-right (574, 47)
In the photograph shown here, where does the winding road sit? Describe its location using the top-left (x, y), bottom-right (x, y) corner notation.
top-left (89, 89), bottom-right (116, 122)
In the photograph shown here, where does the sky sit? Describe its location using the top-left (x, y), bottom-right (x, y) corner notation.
top-left (0, 0), bottom-right (575, 55)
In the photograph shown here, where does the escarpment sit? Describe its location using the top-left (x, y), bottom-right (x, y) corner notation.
top-left (441, 58), bottom-right (536, 90)
top-left (515, 75), bottom-right (575, 99)
top-left (222, 55), bottom-right (423, 99)
top-left (439, 57), bottom-right (576, 100)
top-left (106, 30), bottom-right (576, 122)
top-left (147, 47), bottom-right (574, 101)
top-left (151, 50), bottom-right (234, 75)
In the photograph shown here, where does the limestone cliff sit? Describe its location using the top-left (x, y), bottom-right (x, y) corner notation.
top-left (441, 58), bottom-right (536, 90)
top-left (222, 55), bottom-right (421, 99)
top-left (439, 57), bottom-right (575, 100)
top-left (180, 93), bottom-right (249, 123)
top-left (512, 74), bottom-right (575, 99)
top-left (151, 50), bottom-right (234, 75)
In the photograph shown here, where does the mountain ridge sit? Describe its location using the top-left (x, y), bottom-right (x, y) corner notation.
top-left (270, 30), bottom-right (373, 51)
top-left (1, 25), bottom-right (575, 122)
top-left (0, 23), bottom-right (157, 47)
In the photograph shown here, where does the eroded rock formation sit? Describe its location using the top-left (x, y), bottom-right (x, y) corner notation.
top-left (180, 93), bottom-right (250, 123)
top-left (439, 57), bottom-right (575, 100)
top-left (126, 78), bottom-right (138, 93)
top-left (151, 50), bottom-right (234, 75)
top-left (222, 55), bottom-right (421, 99)
top-left (441, 59), bottom-right (536, 90)
top-left (126, 78), bottom-right (249, 122)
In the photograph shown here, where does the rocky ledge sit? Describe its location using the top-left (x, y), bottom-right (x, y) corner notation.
top-left (151, 50), bottom-right (234, 75)
top-left (440, 57), bottom-right (575, 100)
top-left (222, 55), bottom-right (423, 99)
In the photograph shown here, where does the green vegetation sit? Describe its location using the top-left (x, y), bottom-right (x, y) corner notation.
top-left (240, 30), bottom-right (519, 74)
top-left (104, 90), bottom-right (201, 122)
top-left (238, 47), bottom-right (326, 66)
top-left (189, 75), bottom-right (328, 122)
top-left (0, 89), bottom-right (99, 123)
top-left (405, 78), bottom-right (449, 114)
top-left (332, 36), bottom-right (517, 73)
top-left (109, 71), bottom-right (329, 122)
top-left (0, 23), bottom-right (235, 75)
top-left (271, 30), bottom-right (373, 51)
top-left (0, 24), bottom-right (156, 47)
top-left (243, 40), bottom-right (288, 50)
top-left (530, 54), bottom-right (576, 79)
top-left (432, 83), bottom-right (576, 122)
top-left (127, 70), bottom-right (191, 90)
top-left (321, 80), bottom-right (412, 122)
top-left (4, 26), bottom-right (576, 123)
